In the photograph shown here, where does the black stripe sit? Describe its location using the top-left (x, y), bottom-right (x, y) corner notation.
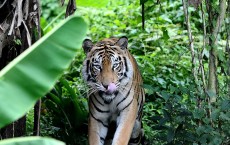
top-left (123, 57), bottom-right (128, 71)
top-left (90, 98), bottom-right (109, 113)
top-left (107, 49), bottom-right (116, 54)
top-left (86, 60), bottom-right (90, 73)
top-left (116, 82), bottom-right (131, 107)
top-left (89, 111), bottom-right (108, 128)
top-left (120, 98), bottom-right (133, 112)
top-left (98, 91), bottom-right (104, 99)
top-left (98, 91), bottom-right (115, 104)
top-left (116, 97), bottom-right (127, 107)
top-left (137, 109), bottom-right (143, 120)
top-left (105, 92), bottom-right (118, 104)
top-left (118, 64), bottom-right (122, 72)
top-left (140, 90), bottom-right (144, 104)
top-left (100, 137), bottom-right (105, 141)
top-left (124, 81), bottom-right (130, 88)
top-left (90, 64), bottom-right (94, 74)
top-left (116, 89), bottom-right (131, 107)
top-left (138, 95), bottom-right (143, 105)
top-left (91, 49), bottom-right (100, 56)
top-left (137, 103), bottom-right (143, 119)
top-left (108, 47), bottom-right (116, 51)
top-left (87, 75), bottom-right (90, 81)
top-left (137, 88), bottom-right (140, 101)
top-left (98, 91), bottom-right (110, 104)
top-left (119, 70), bottom-right (130, 82)
top-left (104, 99), bottom-right (112, 104)
top-left (98, 51), bottom-right (104, 56)
top-left (91, 78), bottom-right (96, 83)
top-left (121, 81), bottom-right (131, 93)
top-left (137, 90), bottom-right (144, 119)
top-left (99, 91), bottom-right (111, 104)
top-left (137, 89), bottom-right (142, 107)
top-left (104, 45), bottom-right (108, 50)
top-left (93, 94), bottom-right (104, 106)
top-left (114, 91), bottom-right (119, 96)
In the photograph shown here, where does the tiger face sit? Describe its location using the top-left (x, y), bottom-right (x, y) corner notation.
top-left (82, 37), bottom-right (133, 99)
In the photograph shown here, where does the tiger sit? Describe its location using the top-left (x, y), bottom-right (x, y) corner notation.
top-left (82, 36), bottom-right (145, 145)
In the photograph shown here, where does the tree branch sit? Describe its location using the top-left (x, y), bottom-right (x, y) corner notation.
top-left (182, 0), bottom-right (203, 126)
top-left (142, 3), bottom-right (145, 30)
top-left (200, 2), bottom-right (207, 92)
top-left (182, 0), bottom-right (197, 82)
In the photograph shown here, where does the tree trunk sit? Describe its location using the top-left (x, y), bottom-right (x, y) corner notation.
top-left (227, 0), bottom-right (230, 98)
top-left (0, 0), bottom-right (40, 138)
top-left (227, 34), bottom-right (230, 97)
top-left (33, 99), bottom-right (41, 136)
top-left (206, 0), bottom-right (227, 102)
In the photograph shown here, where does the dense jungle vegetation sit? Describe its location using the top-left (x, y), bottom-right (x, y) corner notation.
top-left (0, 0), bottom-right (229, 145)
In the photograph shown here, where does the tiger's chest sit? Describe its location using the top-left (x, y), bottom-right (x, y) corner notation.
top-left (90, 89), bottom-right (135, 122)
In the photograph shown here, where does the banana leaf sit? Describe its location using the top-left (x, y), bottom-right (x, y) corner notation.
top-left (0, 16), bottom-right (87, 128)
top-left (0, 137), bottom-right (65, 145)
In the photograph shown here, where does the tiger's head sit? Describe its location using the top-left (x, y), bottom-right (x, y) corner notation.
top-left (82, 36), bottom-right (133, 97)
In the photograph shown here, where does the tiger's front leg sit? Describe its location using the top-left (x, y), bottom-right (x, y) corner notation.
top-left (88, 114), bottom-right (109, 145)
top-left (112, 99), bottom-right (138, 145)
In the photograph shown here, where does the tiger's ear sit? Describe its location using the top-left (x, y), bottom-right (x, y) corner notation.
top-left (82, 39), bottom-right (93, 53)
top-left (116, 36), bottom-right (128, 49)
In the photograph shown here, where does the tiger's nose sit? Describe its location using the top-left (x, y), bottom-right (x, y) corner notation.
top-left (102, 84), bottom-right (108, 89)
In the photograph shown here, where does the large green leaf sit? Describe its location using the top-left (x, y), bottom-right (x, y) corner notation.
top-left (0, 16), bottom-right (87, 128)
top-left (0, 137), bottom-right (65, 145)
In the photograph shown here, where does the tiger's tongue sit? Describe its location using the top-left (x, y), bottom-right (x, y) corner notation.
top-left (106, 83), bottom-right (116, 94)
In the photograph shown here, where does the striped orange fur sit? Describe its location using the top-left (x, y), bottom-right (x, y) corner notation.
top-left (82, 37), bottom-right (145, 145)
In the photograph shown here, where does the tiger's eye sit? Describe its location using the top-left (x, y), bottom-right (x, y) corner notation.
top-left (113, 63), bottom-right (119, 68)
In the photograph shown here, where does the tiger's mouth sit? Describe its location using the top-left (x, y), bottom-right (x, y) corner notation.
top-left (99, 82), bottom-right (118, 95)
top-left (105, 90), bottom-right (118, 95)
top-left (104, 90), bottom-right (113, 95)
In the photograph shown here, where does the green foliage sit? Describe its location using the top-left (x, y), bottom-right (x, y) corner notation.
top-left (41, 76), bottom-right (88, 145)
top-left (41, 0), bottom-right (66, 23)
top-left (76, 0), bottom-right (109, 8)
top-left (40, 0), bottom-right (66, 34)
top-left (0, 16), bottom-right (87, 129)
top-left (38, 0), bottom-right (229, 145)
top-left (37, 48), bottom-right (89, 144)
top-left (81, 0), bottom-right (229, 144)
top-left (0, 16), bottom-right (87, 144)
